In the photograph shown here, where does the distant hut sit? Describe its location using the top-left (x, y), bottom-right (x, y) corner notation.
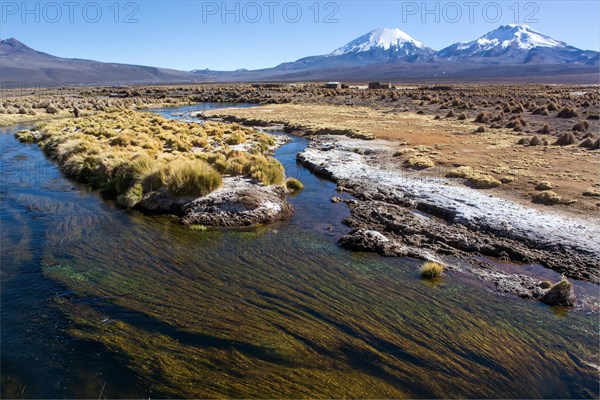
top-left (368, 82), bottom-right (393, 90)
top-left (252, 83), bottom-right (283, 89)
top-left (324, 82), bottom-right (342, 89)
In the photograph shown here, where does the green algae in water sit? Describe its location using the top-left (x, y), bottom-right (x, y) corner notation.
top-left (46, 264), bottom-right (89, 282)
top-left (41, 218), bottom-right (600, 398)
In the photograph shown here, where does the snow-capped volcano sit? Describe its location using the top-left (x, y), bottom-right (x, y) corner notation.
top-left (435, 24), bottom-right (591, 63)
top-left (273, 27), bottom-right (434, 70)
top-left (268, 24), bottom-right (597, 72)
top-left (330, 27), bottom-right (433, 57)
top-left (462, 24), bottom-right (565, 51)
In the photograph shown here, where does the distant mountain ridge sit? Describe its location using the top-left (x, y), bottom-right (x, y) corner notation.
top-left (0, 38), bottom-right (205, 87)
top-left (266, 24), bottom-right (598, 71)
top-left (1, 24), bottom-right (598, 87)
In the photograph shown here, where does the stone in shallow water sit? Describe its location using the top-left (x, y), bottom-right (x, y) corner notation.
top-left (541, 280), bottom-right (576, 307)
top-left (181, 177), bottom-right (293, 227)
top-left (339, 229), bottom-right (390, 253)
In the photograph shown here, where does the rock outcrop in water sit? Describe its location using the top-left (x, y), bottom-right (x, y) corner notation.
top-left (138, 177), bottom-right (294, 227)
top-left (541, 280), bottom-right (577, 306)
top-left (181, 177), bottom-right (293, 227)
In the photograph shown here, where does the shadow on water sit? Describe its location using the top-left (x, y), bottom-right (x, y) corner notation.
top-left (1, 106), bottom-right (599, 398)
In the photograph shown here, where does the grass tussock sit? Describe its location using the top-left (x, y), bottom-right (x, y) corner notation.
top-left (447, 166), bottom-right (505, 189)
top-left (556, 107), bottom-right (579, 119)
top-left (30, 110), bottom-right (283, 208)
top-left (15, 130), bottom-right (36, 143)
top-left (541, 279), bottom-right (576, 307)
top-left (162, 159), bottom-right (222, 197)
top-left (406, 156), bottom-right (435, 169)
top-left (579, 138), bottom-right (600, 149)
top-left (528, 135), bottom-right (547, 146)
top-left (535, 181), bottom-right (554, 191)
top-left (286, 178), bottom-right (304, 191)
top-left (582, 188), bottom-right (600, 197)
top-left (532, 191), bottom-right (562, 205)
top-left (447, 166), bottom-right (474, 179)
top-left (466, 173), bottom-right (502, 189)
top-left (554, 132), bottom-right (576, 146)
top-left (571, 121), bottom-right (589, 132)
top-left (421, 262), bottom-right (444, 279)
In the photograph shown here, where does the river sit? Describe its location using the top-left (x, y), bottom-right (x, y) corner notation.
top-left (1, 104), bottom-right (598, 398)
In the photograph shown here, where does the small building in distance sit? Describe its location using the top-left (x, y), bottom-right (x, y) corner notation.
top-left (252, 83), bottom-right (284, 89)
top-left (368, 82), bottom-right (393, 90)
top-left (324, 82), bottom-right (342, 89)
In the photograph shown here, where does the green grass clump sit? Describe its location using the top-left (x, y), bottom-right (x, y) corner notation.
top-left (532, 191), bottom-right (562, 205)
top-left (162, 159), bottom-right (222, 197)
top-left (466, 174), bottom-right (501, 189)
top-left (286, 178), bottom-right (304, 191)
top-left (15, 130), bottom-right (35, 143)
top-left (406, 156), bottom-right (435, 169)
top-left (421, 262), bottom-right (444, 279)
top-left (244, 155), bottom-right (285, 186)
top-left (117, 182), bottom-right (144, 209)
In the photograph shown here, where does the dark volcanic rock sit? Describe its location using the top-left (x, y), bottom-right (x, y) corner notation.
top-left (138, 177), bottom-right (293, 227)
top-left (541, 280), bottom-right (577, 306)
top-left (342, 199), bottom-right (598, 283)
top-left (340, 229), bottom-right (393, 253)
top-left (181, 177), bottom-right (293, 227)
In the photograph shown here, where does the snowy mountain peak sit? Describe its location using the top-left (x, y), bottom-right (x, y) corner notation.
top-left (330, 27), bottom-right (430, 56)
top-left (458, 24), bottom-right (566, 51)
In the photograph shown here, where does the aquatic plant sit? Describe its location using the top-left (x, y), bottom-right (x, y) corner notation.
top-left (421, 261), bottom-right (444, 279)
top-left (286, 178), bottom-right (304, 191)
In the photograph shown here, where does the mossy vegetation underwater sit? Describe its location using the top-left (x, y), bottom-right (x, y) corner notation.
top-left (1, 105), bottom-right (599, 399)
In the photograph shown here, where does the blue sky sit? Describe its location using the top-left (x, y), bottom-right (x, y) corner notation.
top-left (1, 1), bottom-right (599, 70)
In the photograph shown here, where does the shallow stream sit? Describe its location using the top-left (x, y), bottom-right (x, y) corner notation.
top-left (1, 104), bottom-right (598, 398)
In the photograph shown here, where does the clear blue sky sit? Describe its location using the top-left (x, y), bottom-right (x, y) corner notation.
top-left (1, 0), bottom-right (598, 71)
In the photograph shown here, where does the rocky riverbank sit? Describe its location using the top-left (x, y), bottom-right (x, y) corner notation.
top-left (296, 135), bottom-right (599, 307)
